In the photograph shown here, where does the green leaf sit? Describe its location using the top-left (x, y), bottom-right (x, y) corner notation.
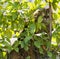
top-left (34, 41), bottom-right (40, 48)
top-left (34, 0), bottom-right (41, 5)
top-left (47, 51), bottom-right (52, 57)
top-left (3, 41), bottom-right (12, 52)
top-left (46, 0), bottom-right (53, 2)
top-left (12, 41), bottom-right (19, 49)
top-left (26, 56), bottom-right (30, 59)
top-left (14, 48), bottom-right (19, 52)
top-left (24, 36), bottom-right (32, 43)
top-left (39, 47), bottom-right (43, 54)
top-left (38, 16), bottom-right (43, 23)
top-left (52, 3), bottom-right (57, 10)
top-left (21, 41), bottom-right (25, 48)
top-left (24, 45), bottom-right (29, 51)
top-left (46, 41), bottom-right (51, 48)
top-left (4, 29), bottom-right (12, 38)
top-left (28, 22), bottom-right (36, 34)
top-left (52, 53), bottom-right (56, 59)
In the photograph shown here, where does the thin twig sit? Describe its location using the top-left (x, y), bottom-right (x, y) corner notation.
top-left (49, 2), bottom-right (52, 41)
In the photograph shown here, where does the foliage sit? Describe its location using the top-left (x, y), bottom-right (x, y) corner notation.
top-left (0, 0), bottom-right (60, 59)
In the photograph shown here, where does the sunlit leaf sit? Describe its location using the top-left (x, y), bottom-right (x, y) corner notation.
top-left (4, 29), bottom-right (12, 38)
top-left (51, 37), bottom-right (57, 46)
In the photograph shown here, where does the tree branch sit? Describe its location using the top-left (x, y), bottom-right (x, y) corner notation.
top-left (49, 2), bottom-right (52, 41)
